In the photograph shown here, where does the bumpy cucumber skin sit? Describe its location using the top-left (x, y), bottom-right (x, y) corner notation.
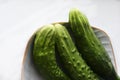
top-left (33, 24), bottom-right (70, 80)
top-left (55, 23), bottom-right (101, 80)
top-left (69, 8), bottom-right (119, 80)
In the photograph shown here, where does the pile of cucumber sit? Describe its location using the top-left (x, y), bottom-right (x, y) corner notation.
top-left (33, 8), bottom-right (120, 80)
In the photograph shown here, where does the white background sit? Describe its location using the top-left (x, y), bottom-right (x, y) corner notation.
top-left (0, 0), bottom-right (120, 80)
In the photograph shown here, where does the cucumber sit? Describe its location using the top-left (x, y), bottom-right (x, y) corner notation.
top-left (69, 8), bottom-right (120, 80)
top-left (55, 23), bottom-right (101, 80)
top-left (33, 24), bottom-right (70, 80)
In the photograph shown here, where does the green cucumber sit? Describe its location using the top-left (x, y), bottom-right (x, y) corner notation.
top-left (55, 23), bottom-right (101, 80)
top-left (33, 24), bottom-right (70, 80)
top-left (69, 8), bottom-right (120, 80)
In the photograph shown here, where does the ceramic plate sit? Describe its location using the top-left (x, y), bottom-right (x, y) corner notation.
top-left (21, 25), bottom-right (117, 80)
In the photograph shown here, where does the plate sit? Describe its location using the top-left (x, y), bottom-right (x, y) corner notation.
top-left (21, 24), bottom-right (117, 80)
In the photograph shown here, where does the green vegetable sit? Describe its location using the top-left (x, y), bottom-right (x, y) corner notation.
top-left (33, 24), bottom-right (70, 80)
top-left (69, 8), bottom-right (120, 80)
top-left (55, 23), bottom-right (101, 80)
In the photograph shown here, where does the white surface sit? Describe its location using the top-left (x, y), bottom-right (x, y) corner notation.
top-left (0, 0), bottom-right (120, 80)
